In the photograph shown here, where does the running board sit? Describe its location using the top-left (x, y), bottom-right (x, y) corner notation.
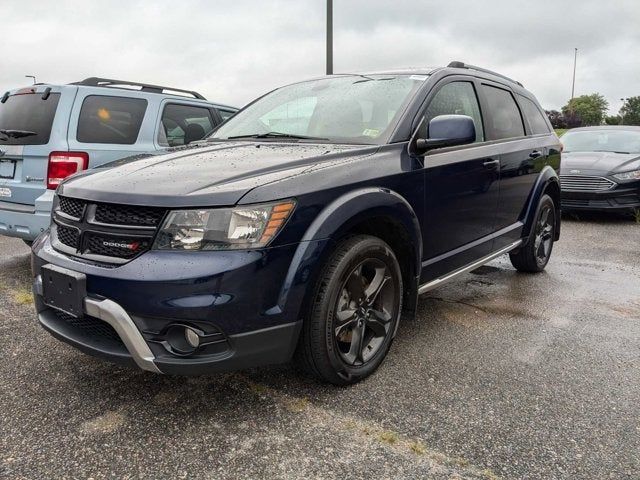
top-left (417, 240), bottom-right (523, 294)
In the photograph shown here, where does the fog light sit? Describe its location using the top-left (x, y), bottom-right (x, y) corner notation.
top-left (165, 324), bottom-right (202, 355)
top-left (185, 327), bottom-right (200, 348)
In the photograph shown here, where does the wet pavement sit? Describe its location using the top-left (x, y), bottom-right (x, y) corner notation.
top-left (0, 214), bottom-right (638, 479)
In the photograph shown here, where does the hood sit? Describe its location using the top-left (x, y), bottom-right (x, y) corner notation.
top-left (58, 141), bottom-right (376, 207)
top-left (560, 151), bottom-right (640, 176)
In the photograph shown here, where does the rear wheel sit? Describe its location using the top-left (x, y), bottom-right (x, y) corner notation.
top-left (509, 194), bottom-right (556, 272)
top-left (22, 240), bottom-right (33, 248)
top-left (296, 235), bottom-right (403, 385)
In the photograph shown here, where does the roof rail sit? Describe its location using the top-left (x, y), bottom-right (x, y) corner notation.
top-left (70, 77), bottom-right (206, 100)
top-left (447, 61), bottom-right (523, 87)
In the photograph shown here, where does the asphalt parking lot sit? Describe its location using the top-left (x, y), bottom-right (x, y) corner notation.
top-left (1, 214), bottom-right (638, 479)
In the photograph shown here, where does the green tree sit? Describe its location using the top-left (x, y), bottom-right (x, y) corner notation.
top-left (562, 93), bottom-right (609, 126)
top-left (605, 115), bottom-right (621, 125)
top-left (620, 96), bottom-right (640, 126)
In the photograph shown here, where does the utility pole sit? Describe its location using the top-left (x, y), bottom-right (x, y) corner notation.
top-left (570, 48), bottom-right (577, 100)
top-left (326, 0), bottom-right (333, 75)
top-left (620, 98), bottom-right (627, 125)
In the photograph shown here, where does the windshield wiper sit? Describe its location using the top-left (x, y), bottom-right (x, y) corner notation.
top-left (227, 132), bottom-right (329, 141)
top-left (0, 129), bottom-right (37, 138)
top-left (592, 149), bottom-right (631, 154)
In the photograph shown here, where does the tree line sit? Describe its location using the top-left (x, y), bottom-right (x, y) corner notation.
top-left (545, 95), bottom-right (640, 129)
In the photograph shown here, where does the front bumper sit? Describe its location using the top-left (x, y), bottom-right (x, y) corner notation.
top-left (31, 232), bottom-right (322, 375)
top-left (561, 185), bottom-right (640, 212)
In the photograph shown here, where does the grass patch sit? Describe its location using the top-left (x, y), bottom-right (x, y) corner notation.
top-left (13, 289), bottom-right (33, 305)
top-left (409, 440), bottom-right (426, 455)
top-left (377, 430), bottom-right (398, 445)
top-left (634, 209), bottom-right (640, 224)
top-left (247, 382), bottom-right (269, 395)
top-left (285, 397), bottom-right (310, 413)
top-left (554, 128), bottom-right (568, 137)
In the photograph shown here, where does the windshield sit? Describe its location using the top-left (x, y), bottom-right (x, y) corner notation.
top-left (210, 75), bottom-right (427, 144)
top-left (0, 92), bottom-right (60, 145)
top-left (562, 130), bottom-right (640, 154)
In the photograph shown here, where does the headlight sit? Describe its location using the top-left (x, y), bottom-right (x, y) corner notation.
top-left (153, 200), bottom-right (295, 251)
top-left (613, 170), bottom-right (640, 181)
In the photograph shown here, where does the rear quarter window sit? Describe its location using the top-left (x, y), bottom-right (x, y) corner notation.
top-left (481, 85), bottom-right (525, 140)
top-left (158, 104), bottom-right (216, 147)
top-left (0, 92), bottom-right (61, 145)
top-left (218, 109), bottom-right (236, 121)
top-left (518, 95), bottom-right (551, 135)
top-left (77, 95), bottom-right (147, 144)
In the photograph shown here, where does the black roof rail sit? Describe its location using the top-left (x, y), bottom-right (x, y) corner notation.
top-left (70, 77), bottom-right (206, 100)
top-left (447, 61), bottom-right (523, 87)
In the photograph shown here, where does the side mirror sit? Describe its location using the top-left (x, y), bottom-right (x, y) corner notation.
top-left (415, 114), bottom-right (476, 152)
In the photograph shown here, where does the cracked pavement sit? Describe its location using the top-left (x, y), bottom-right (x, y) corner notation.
top-left (1, 213), bottom-right (639, 479)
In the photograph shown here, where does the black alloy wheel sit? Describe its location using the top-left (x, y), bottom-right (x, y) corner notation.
top-left (510, 193), bottom-right (556, 272)
top-left (296, 235), bottom-right (403, 385)
top-left (334, 259), bottom-right (396, 366)
top-left (533, 203), bottom-right (554, 267)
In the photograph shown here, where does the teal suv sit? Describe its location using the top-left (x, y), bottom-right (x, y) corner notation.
top-left (0, 77), bottom-right (236, 243)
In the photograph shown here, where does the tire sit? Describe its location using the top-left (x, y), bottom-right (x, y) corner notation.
top-left (509, 194), bottom-right (556, 273)
top-left (22, 240), bottom-right (33, 247)
top-left (295, 235), bottom-right (403, 385)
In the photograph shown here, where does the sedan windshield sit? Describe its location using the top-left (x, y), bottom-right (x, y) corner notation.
top-left (210, 75), bottom-right (427, 144)
top-left (562, 130), bottom-right (640, 154)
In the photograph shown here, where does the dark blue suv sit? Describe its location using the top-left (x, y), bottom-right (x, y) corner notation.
top-left (31, 62), bottom-right (562, 385)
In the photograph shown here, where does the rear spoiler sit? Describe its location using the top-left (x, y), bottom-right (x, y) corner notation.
top-left (1, 87), bottom-right (53, 103)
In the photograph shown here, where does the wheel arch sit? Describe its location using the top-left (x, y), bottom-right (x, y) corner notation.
top-left (522, 166), bottom-right (561, 242)
top-left (276, 188), bottom-right (422, 320)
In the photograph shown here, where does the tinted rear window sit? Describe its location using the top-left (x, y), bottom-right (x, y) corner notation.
top-left (481, 85), bottom-right (525, 140)
top-left (159, 104), bottom-right (216, 147)
top-left (0, 93), bottom-right (60, 145)
top-left (519, 95), bottom-right (550, 135)
top-left (77, 95), bottom-right (147, 144)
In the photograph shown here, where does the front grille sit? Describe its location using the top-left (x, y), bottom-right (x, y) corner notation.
top-left (95, 203), bottom-right (165, 227)
top-left (52, 196), bottom-right (166, 264)
top-left (85, 233), bottom-right (151, 259)
top-left (54, 310), bottom-right (124, 345)
top-left (58, 196), bottom-right (86, 218)
top-left (57, 224), bottom-right (80, 248)
top-left (560, 175), bottom-right (616, 192)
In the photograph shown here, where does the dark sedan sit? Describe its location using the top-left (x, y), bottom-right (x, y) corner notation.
top-left (560, 126), bottom-right (640, 212)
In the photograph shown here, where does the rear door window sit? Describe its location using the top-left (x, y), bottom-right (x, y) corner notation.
top-left (0, 92), bottom-right (60, 145)
top-left (480, 85), bottom-right (525, 140)
top-left (518, 95), bottom-right (551, 135)
top-left (159, 104), bottom-right (215, 147)
top-left (77, 95), bottom-right (147, 144)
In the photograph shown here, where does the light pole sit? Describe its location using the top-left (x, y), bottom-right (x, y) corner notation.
top-left (25, 75), bottom-right (36, 85)
top-left (326, 0), bottom-right (333, 75)
top-left (570, 48), bottom-right (577, 101)
top-left (620, 98), bottom-right (627, 125)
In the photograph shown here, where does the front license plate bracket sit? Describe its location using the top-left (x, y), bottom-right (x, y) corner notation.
top-left (41, 264), bottom-right (87, 318)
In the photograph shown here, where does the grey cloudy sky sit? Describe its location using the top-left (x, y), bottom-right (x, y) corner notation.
top-left (2, 0), bottom-right (639, 114)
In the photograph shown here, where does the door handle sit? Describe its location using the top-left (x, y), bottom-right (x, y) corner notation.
top-left (529, 150), bottom-right (543, 159)
top-left (483, 159), bottom-right (500, 169)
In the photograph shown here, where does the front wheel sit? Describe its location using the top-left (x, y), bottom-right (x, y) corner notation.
top-left (296, 235), bottom-right (403, 385)
top-left (509, 194), bottom-right (556, 272)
